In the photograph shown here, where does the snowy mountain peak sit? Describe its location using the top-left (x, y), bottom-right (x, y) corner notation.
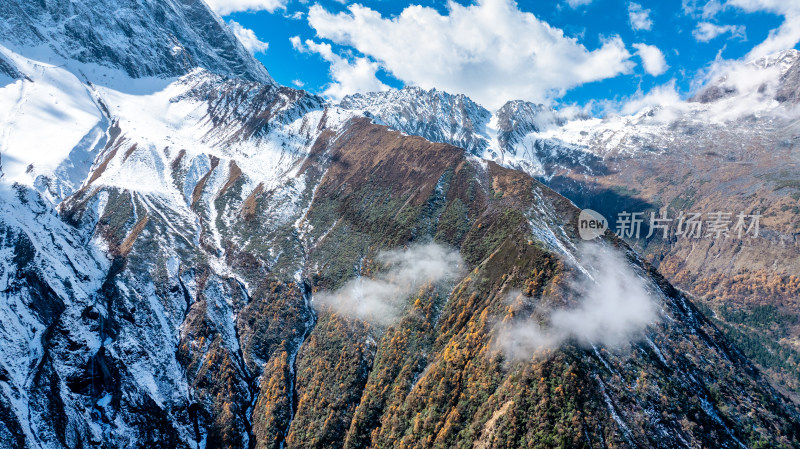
top-left (340, 86), bottom-right (492, 156)
top-left (692, 48), bottom-right (800, 104)
top-left (338, 87), bottom-right (587, 175)
top-left (752, 48), bottom-right (800, 75)
top-left (0, 0), bottom-right (274, 84)
top-left (494, 100), bottom-right (574, 149)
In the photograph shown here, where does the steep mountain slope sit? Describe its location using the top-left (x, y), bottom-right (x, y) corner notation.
top-left (1, 3), bottom-right (800, 449)
top-left (343, 50), bottom-right (800, 400)
top-left (552, 115), bottom-right (800, 398)
top-left (528, 50), bottom-right (800, 401)
top-left (0, 0), bottom-right (273, 84)
top-left (6, 68), bottom-right (800, 445)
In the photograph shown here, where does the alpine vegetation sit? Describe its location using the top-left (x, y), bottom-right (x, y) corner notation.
top-left (496, 243), bottom-right (659, 360)
top-left (2, 0), bottom-right (800, 446)
top-left (313, 243), bottom-right (464, 325)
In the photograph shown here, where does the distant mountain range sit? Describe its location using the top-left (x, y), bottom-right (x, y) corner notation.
top-left (1, 1), bottom-right (799, 448)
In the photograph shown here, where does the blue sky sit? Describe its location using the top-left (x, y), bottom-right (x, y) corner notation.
top-left (214, 0), bottom-right (798, 112)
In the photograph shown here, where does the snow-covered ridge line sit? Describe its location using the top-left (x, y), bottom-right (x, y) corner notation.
top-left (338, 48), bottom-right (800, 179)
top-left (0, 23), bottom-right (357, 447)
top-left (0, 43), bottom-right (358, 201)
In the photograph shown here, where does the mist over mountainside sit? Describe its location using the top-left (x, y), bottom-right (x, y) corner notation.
top-left (339, 49), bottom-right (800, 401)
top-left (1, 1), bottom-right (800, 448)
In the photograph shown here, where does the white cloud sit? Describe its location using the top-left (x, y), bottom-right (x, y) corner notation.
top-left (727, 0), bottom-right (800, 60)
top-left (692, 55), bottom-right (793, 120)
top-left (494, 244), bottom-right (659, 359)
top-left (204, 0), bottom-right (287, 15)
top-left (305, 0), bottom-right (635, 108)
top-left (566, 0), bottom-right (594, 8)
top-left (682, 0), bottom-right (723, 19)
top-left (609, 54), bottom-right (792, 123)
top-left (291, 36), bottom-right (389, 102)
top-left (692, 22), bottom-right (746, 42)
top-left (292, 79), bottom-right (305, 88)
top-left (313, 243), bottom-right (464, 326)
top-left (579, 79), bottom-right (687, 121)
top-left (227, 20), bottom-right (269, 54)
top-left (628, 2), bottom-right (653, 31)
top-left (618, 81), bottom-right (686, 116)
top-left (633, 43), bottom-right (668, 76)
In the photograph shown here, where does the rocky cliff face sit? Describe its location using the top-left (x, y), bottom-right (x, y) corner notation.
top-left (1, 2), bottom-right (799, 449)
top-left (0, 0), bottom-right (273, 84)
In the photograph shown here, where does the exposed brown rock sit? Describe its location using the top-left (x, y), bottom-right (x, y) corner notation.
top-left (121, 143), bottom-right (138, 163)
top-left (218, 160), bottom-right (243, 197)
top-left (191, 155), bottom-right (221, 206)
top-left (241, 182), bottom-right (264, 220)
top-left (118, 215), bottom-right (149, 257)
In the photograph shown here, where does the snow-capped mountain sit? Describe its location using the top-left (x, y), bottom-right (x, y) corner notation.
top-left (0, 0), bottom-right (273, 84)
top-left (340, 86), bottom-right (492, 156)
top-left (339, 87), bottom-right (614, 177)
top-left (340, 48), bottom-right (800, 403)
top-left (341, 49), bottom-right (800, 179)
top-left (1, 1), bottom-right (799, 448)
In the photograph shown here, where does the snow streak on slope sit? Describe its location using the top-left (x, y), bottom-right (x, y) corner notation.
top-left (0, 182), bottom-right (109, 448)
top-left (0, 36), bottom-right (361, 446)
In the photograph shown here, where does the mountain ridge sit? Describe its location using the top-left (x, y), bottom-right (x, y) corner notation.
top-left (0, 3), bottom-right (799, 448)
top-left (338, 48), bottom-right (800, 402)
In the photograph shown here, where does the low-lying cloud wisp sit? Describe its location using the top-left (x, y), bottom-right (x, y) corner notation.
top-left (496, 244), bottom-right (659, 360)
top-left (312, 243), bottom-right (464, 326)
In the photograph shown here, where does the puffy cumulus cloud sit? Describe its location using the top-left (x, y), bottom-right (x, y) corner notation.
top-left (227, 20), bottom-right (269, 54)
top-left (628, 2), bottom-right (653, 31)
top-left (692, 22), bottom-right (746, 42)
top-left (632, 43), bottom-right (668, 76)
top-left (494, 244), bottom-right (660, 360)
top-left (305, 0), bottom-right (635, 108)
top-left (727, 0), bottom-right (800, 60)
top-left (205, 0), bottom-right (287, 15)
top-left (312, 243), bottom-right (464, 326)
top-left (291, 36), bottom-right (389, 101)
top-left (683, 1), bottom-right (799, 58)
